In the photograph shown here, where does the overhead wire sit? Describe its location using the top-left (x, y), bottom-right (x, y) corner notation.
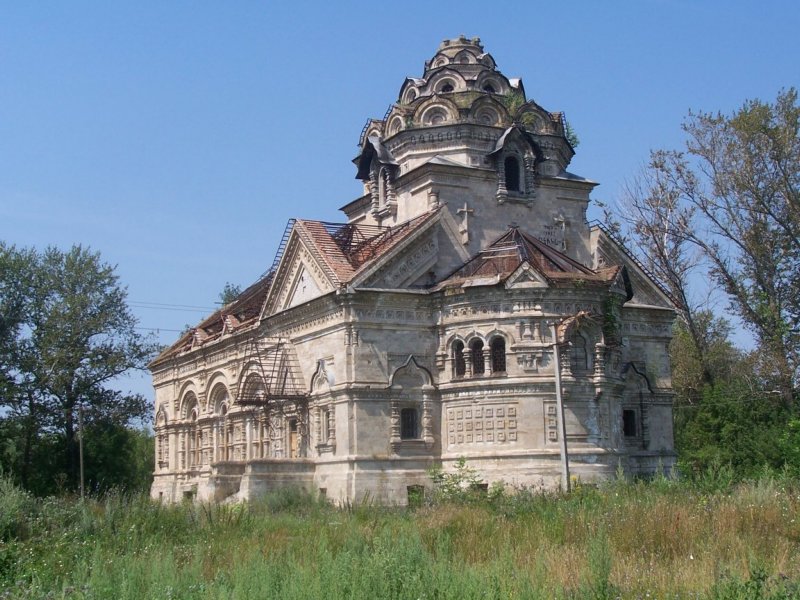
top-left (128, 300), bottom-right (217, 334)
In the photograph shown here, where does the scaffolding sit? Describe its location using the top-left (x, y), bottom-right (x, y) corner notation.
top-left (236, 334), bottom-right (309, 458)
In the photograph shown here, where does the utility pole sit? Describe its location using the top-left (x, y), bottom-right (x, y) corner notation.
top-left (78, 405), bottom-right (85, 501)
top-left (551, 323), bottom-right (571, 493)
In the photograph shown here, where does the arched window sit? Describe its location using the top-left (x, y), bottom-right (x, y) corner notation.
top-left (400, 408), bottom-right (419, 439)
top-left (240, 373), bottom-right (266, 404)
top-left (320, 408), bottom-right (330, 444)
top-left (504, 156), bottom-right (521, 192)
top-left (378, 167), bottom-right (388, 207)
top-left (470, 339), bottom-right (485, 376)
top-left (180, 392), bottom-right (199, 470)
top-left (189, 408), bottom-right (199, 468)
top-left (623, 409), bottom-right (638, 437)
top-left (210, 383), bottom-right (229, 415)
top-left (490, 337), bottom-right (506, 374)
top-left (453, 340), bottom-right (466, 377)
top-left (423, 107), bottom-right (449, 126)
top-left (156, 410), bottom-right (168, 469)
top-left (569, 331), bottom-right (590, 375)
top-left (288, 418), bottom-right (299, 458)
top-left (483, 84), bottom-right (496, 93)
top-left (441, 83), bottom-right (454, 93)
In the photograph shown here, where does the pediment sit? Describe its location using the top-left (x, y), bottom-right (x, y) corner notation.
top-left (609, 266), bottom-right (634, 301)
top-left (505, 262), bottom-right (549, 289)
top-left (353, 213), bottom-right (442, 289)
top-left (360, 230), bottom-right (438, 289)
top-left (592, 229), bottom-right (674, 309)
top-left (489, 126), bottom-right (540, 159)
top-left (261, 230), bottom-right (336, 317)
top-left (285, 265), bottom-right (323, 309)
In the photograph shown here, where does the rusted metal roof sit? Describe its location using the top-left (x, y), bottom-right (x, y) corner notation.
top-left (151, 210), bottom-right (440, 364)
top-left (435, 226), bottom-right (618, 290)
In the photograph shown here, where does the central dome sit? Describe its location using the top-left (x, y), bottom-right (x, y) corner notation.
top-left (357, 35), bottom-right (569, 145)
top-left (350, 36), bottom-right (582, 233)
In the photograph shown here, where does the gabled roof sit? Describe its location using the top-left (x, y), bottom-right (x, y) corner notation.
top-left (286, 210), bottom-right (440, 286)
top-left (434, 227), bottom-right (622, 291)
top-left (589, 222), bottom-right (677, 309)
top-left (302, 213), bottom-right (436, 273)
top-left (150, 272), bottom-right (274, 366)
top-left (153, 210), bottom-right (441, 364)
top-left (354, 135), bottom-right (398, 180)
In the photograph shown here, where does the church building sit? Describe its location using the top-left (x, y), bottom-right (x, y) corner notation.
top-left (149, 36), bottom-right (677, 504)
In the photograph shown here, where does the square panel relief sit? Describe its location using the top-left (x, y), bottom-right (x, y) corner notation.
top-left (447, 403), bottom-right (518, 447)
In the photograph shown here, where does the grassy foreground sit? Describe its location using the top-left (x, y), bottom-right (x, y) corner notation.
top-left (1, 473), bottom-right (800, 599)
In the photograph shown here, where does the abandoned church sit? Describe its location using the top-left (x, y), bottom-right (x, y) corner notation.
top-left (149, 36), bottom-right (677, 504)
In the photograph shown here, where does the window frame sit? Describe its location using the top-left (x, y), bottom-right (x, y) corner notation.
top-left (400, 407), bottom-right (420, 440)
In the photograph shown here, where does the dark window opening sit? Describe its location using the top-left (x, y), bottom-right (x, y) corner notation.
top-left (570, 332), bottom-right (590, 374)
top-left (289, 418), bottom-right (299, 458)
top-left (378, 168), bottom-right (387, 206)
top-left (490, 337), bottom-right (506, 373)
top-left (470, 340), bottom-right (485, 376)
top-left (400, 408), bottom-right (419, 440)
top-left (320, 409), bottom-right (329, 443)
top-left (483, 84), bottom-right (496, 93)
top-left (504, 156), bottom-right (521, 192)
top-left (441, 83), bottom-right (454, 93)
top-left (472, 482), bottom-right (489, 494)
top-left (453, 341), bottom-right (466, 377)
top-left (623, 410), bottom-right (637, 437)
top-left (407, 485), bottom-right (425, 508)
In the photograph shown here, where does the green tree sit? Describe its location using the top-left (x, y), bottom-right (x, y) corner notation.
top-left (670, 311), bottom-right (740, 404)
top-left (219, 282), bottom-right (242, 305)
top-left (618, 157), bottom-right (714, 386)
top-left (0, 244), bottom-right (157, 493)
top-left (606, 90), bottom-right (800, 476)
top-left (675, 378), bottom-right (792, 477)
top-left (653, 89), bottom-right (800, 404)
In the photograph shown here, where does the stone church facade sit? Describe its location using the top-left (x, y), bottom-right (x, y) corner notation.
top-left (150, 36), bottom-right (676, 504)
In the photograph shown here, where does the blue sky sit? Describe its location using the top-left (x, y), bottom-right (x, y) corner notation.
top-left (1, 1), bottom-right (798, 401)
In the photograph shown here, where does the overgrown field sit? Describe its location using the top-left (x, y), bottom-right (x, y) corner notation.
top-left (2, 472), bottom-right (800, 599)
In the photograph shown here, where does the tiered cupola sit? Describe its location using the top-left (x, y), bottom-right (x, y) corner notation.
top-left (348, 36), bottom-right (594, 271)
top-left (352, 36), bottom-right (578, 226)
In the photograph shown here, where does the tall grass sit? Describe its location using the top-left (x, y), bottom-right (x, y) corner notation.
top-left (1, 473), bottom-right (799, 599)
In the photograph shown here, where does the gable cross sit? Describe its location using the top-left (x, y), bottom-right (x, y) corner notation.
top-left (457, 202), bottom-right (474, 245)
top-left (553, 214), bottom-right (567, 251)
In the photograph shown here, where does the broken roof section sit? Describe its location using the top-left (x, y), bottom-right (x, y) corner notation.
top-left (152, 210), bottom-right (441, 364)
top-left (150, 272), bottom-right (274, 365)
top-left (290, 210), bottom-right (440, 283)
top-left (435, 227), bottom-right (628, 292)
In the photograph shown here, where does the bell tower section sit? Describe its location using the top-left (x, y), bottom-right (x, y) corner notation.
top-left (344, 35), bottom-right (596, 268)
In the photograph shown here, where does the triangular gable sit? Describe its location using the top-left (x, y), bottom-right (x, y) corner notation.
top-left (488, 125), bottom-right (543, 162)
top-left (354, 135), bottom-right (398, 180)
top-left (590, 226), bottom-right (675, 309)
top-left (261, 224), bottom-right (339, 317)
top-left (505, 262), bottom-right (549, 289)
top-left (351, 211), bottom-right (442, 289)
top-left (285, 265), bottom-right (323, 309)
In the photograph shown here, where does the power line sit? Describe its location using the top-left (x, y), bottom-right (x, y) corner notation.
top-left (129, 300), bottom-right (216, 311)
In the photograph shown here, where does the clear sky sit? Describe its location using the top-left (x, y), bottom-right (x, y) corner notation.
top-left (2, 1), bottom-right (798, 402)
